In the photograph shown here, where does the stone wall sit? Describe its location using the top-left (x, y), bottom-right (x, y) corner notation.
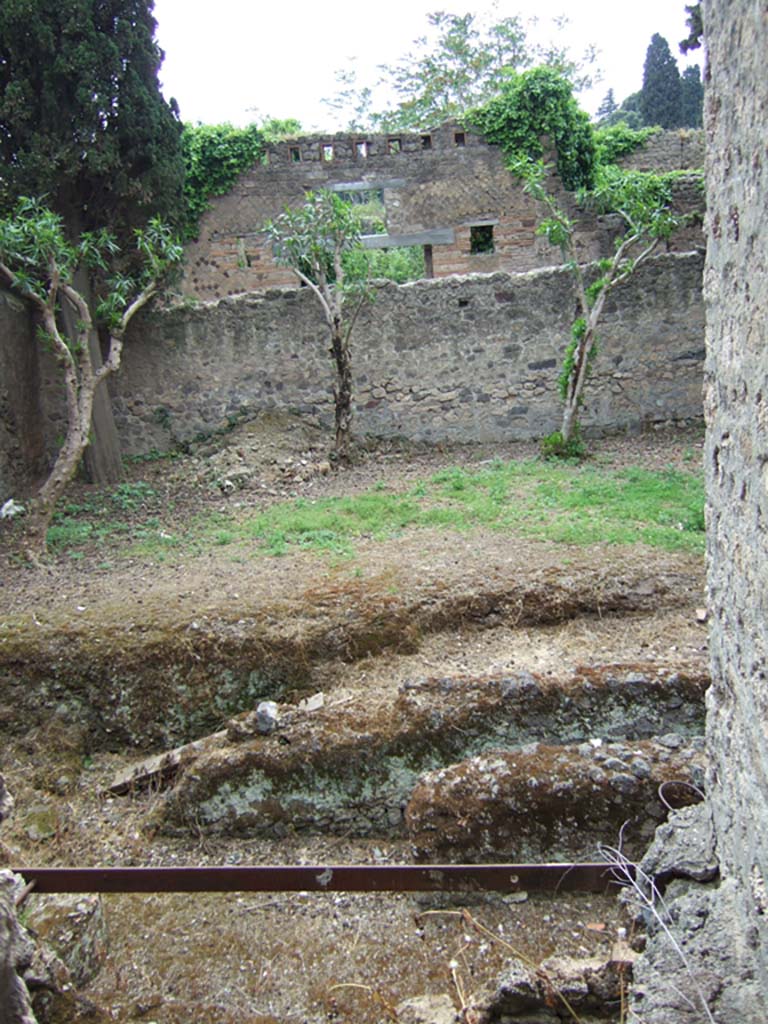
top-left (182, 125), bottom-right (704, 301)
top-left (104, 252), bottom-right (704, 456)
top-left (618, 128), bottom-right (705, 172)
top-left (703, 0), bottom-right (768, 1008)
top-left (630, 3), bottom-right (768, 1020)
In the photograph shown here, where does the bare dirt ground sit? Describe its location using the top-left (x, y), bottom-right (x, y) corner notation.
top-left (0, 420), bottom-right (708, 1023)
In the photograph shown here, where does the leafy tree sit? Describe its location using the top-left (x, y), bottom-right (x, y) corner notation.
top-left (324, 10), bottom-right (598, 131)
top-left (469, 67), bottom-right (597, 191)
top-left (599, 91), bottom-right (644, 130)
top-left (640, 34), bottom-right (682, 129)
top-left (512, 159), bottom-right (680, 450)
top-left (0, 0), bottom-right (185, 483)
top-left (0, 199), bottom-right (182, 561)
top-left (680, 65), bottom-right (704, 127)
top-left (266, 192), bottom-right (372, 460)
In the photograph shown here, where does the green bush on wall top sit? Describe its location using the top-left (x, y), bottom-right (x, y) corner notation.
top-left (468, 67), bottom-right (597, 190)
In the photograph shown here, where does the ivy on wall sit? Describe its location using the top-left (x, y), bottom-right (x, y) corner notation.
top-left (468, 67), bottom-right (596, 190)
top-left (593, 124), bottom-right (661, 165)
top-left (181, 120), bottom-right (300, 240)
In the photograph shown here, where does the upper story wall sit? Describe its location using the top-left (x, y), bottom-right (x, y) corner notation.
top-left (181, 127), bottom-right (705, 301)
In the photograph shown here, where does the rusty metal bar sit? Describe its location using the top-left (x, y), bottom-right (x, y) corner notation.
top-left (14, 863), bottom-right (631, 895)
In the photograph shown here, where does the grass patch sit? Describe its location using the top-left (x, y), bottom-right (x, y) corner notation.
top-left (47, 459), bottom-right (705, 559)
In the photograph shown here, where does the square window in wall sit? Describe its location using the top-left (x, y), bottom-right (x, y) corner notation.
top-left (421, 134), bottom-right (432, 150)
top-left (356, 140), bottom-right (370, 159)
top-left (454, 131), bottom-right (466, 147)
top-left (470, 225), bottom-right (495, 254)
top-left (387, 138), bottom-right (401, 154)
top-left (289, 146), bottom-right (301, 163)
top-left (322, 143), bottom-right (334, 162)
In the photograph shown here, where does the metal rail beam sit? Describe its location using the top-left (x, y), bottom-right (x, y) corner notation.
top-left (14, 863), bottom-right (629, 895)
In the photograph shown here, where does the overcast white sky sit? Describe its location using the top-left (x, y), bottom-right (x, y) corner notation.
top-left (152, 0), bottom-right (703, 129)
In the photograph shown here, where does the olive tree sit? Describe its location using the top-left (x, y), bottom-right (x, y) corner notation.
top-left (512, 158), bottom-right (681, 452)
top-left (266, 191), bottom-right (371, 461)
top-left (0, 198), bottom-right (182, 561)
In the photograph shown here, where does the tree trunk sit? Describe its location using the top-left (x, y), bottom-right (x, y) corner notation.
top-left (59, 267), bottom-right (124, 485)
top-left (22, 427), bottom-right (89, 563)
top-left (82, 329), bottom-right (124, 485)
top-left (560, 321), bottom-right (597, 443)
top-left (330, 321), bottom-right (353, 461)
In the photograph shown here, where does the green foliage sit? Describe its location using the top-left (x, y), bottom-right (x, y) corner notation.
top-left (470, 68), bottom-right (597, 190)
top-left (0, 198), bottom-right (182, 330)
top-left (342, 245), bottom-right (425, 284)
top-left (512, 154), bottom-right (681, 445)
top-left (595, 89), bottom-right (618, 122)
top-left (680, 3), bottom-right (704, 53)
top-left (641, 34), bottom-right (682, 129)
top-left (584, 165), bottom-right (679, 239)
top-left (540, 429), bottom-right (586, 461)
top-left (594, 124), bottom-right (659, 165)
top-left (267, 191), bottom-right (365, 294)
top-left (599, 91), bottom-right (645, 130)
top-left (324, 10), bottom-right (598, 132)
top-left (181, 122), bottom-right (266, 240)
top-left (0, 0), bottom-right (185, 235)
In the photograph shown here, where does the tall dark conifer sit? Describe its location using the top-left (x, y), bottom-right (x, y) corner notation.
top-left (0, 0), bottom-right (184, 233)
top-left (681, 65), bottom-right (704, 127)
top-left (0, 1), bottom-right (184, 483)
top-left (640, 33), bottom-right (682, 128)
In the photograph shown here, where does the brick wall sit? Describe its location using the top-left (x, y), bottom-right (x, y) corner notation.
top-left (182, 126), bottom-right (705, 301)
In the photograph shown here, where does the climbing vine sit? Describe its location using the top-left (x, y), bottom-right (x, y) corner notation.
top-left (468, 67), bottom-right (596, 190)
top-left (181, 119), bottom-right (301, 240)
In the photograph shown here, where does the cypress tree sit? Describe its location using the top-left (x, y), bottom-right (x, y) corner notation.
top-left (0, 0), bottom-right (184, 237)
top-left (681, 65), bottom-right (704, 127)
top-left (640, 33), bottom-right (682, 128)
top-left (0, 1), bottom-right (185, 484)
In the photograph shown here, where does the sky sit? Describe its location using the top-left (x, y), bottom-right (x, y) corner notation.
top-left (151, 0), bottom-right (703, 130)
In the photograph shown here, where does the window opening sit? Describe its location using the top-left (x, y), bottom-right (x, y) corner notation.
top-left (470, 225), bottom-right (494, 254)
top-left (454, 131), bottom-right (466, 147)
top-left (387, 138), bottom-right (401, 154)
top-left (289, 146), bottom-right (301, 163)
top-left (355, 140), bottom-right (370, 159)
top-left (421, 134), bottom-right (432, 150)
top-left (322, 143), bottom-right (334, 162)
top-left (423, 244), bottom-right (434, 278)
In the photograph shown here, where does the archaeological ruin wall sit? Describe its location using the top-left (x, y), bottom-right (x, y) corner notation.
top-left (0, 250), bottom-right (705, 496)
top-left (89, 252), bottom-right (703, 458)
top-left (182, 126), bottom-right (705, 301)
top-left (627, 3), bottom-right (768, 1020)
top-left (702, 0), bottom-right (768, 1009)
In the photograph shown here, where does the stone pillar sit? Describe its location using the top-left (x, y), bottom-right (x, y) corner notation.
top-left (704, 0), bottom-right (768, 1004)
top-left (629, 4), bottom-right (768, 1020)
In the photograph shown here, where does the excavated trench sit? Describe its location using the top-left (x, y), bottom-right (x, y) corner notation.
top-left (2, 507), bottom-right (709, 1022)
